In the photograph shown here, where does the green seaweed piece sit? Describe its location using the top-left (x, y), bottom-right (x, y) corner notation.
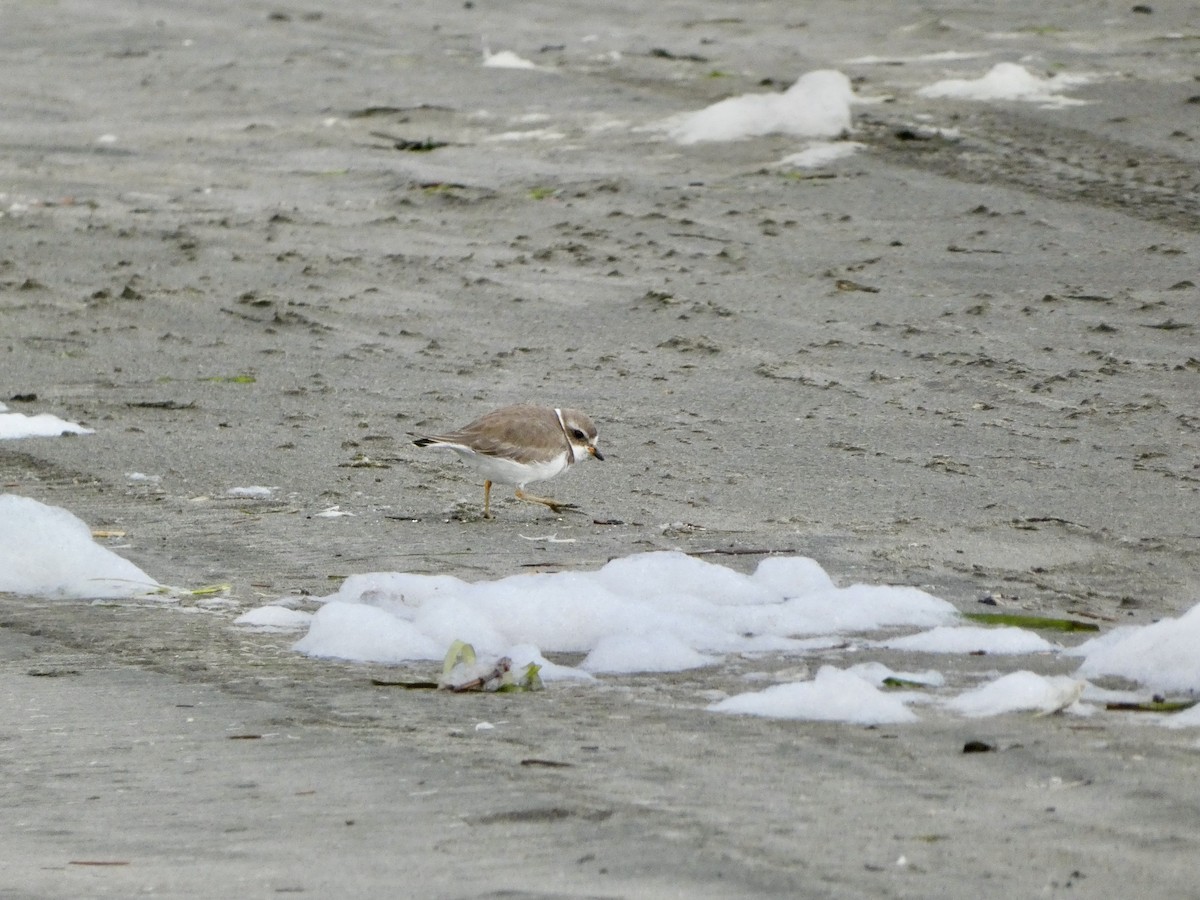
top-left (962, 612), bottom-right (1100, 632)
top-left (1106, 699), bottom-right (1199, 713)
top-left (882, 676), bottom-right (931, 689)
top-left (198, 374), bottom-right (256, 384)
top-left (186, 583), bottom-right (232, 596)
top-left (442, 640), bottom-right (477, 678)
top-left (496, 663), bottom-right (544, 692)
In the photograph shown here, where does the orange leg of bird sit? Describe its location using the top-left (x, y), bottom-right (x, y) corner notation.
top-left (483, 480), bottom-right (493, 518)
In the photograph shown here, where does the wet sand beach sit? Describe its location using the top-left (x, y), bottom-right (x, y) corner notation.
top-left (3, 1), bottom-right (1199, 896)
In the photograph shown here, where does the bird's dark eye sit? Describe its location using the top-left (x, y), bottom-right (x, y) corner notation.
top-left (572, 429), bottom-right (586, 440)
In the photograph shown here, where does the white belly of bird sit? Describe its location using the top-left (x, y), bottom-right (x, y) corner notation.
top-left (452, 447), bottom-right (569, 487)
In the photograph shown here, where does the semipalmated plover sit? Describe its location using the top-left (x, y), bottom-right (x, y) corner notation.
top-left (413, 404), bottom-right (603, 518)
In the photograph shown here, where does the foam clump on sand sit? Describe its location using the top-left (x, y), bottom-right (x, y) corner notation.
top-left (11, 490), bottom-right (1200, 728)
top-left (666, 70), bottom-right (854, 144)
top-left (482, 48), bottom-right (539, 70)
top-left (710, 666), bottom-right (920, 725)
top-left (944, 671), bottom-right (1086, 718)
top-left (284, 551), bottom-right (958, 678)
top-left (879, 625), bottom-right (1059, 655)
top-left (917, 62), bottom-right (1090, 107)
top-left (225, 486), bottom-right (275, 499)
top-left (294, 601), bottom-right (446, 664)
top-left (0, 402), bottom-right (93, 439)
top-left (777, 141), bottom-right (865, 169)
top-left (233, 605), bottom-right (314, 632)
top-left (0, 494), bottom-right (158, 599)
top-left (1071, 605), bottom-right (1200, 694)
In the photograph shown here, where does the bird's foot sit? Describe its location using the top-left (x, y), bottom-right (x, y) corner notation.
top-left (515, 488), bottom-right (581, 514)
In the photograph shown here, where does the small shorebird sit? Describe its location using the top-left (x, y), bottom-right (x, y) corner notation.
top-left (412, 404), bottom-right (603, 518)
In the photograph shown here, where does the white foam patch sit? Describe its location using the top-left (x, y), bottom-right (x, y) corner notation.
top-left (847, 661), bottom-right (945, 688)
top-left (878, 625), bottom-right (1058, 655)
top-left (917, 62), bottom-right (1090, 107)
top-left (0, 410), bottom-right (94, 439)
top-left (505, 643), bottom-right (595, 682)
top-left (12, 493), bottom-right (1200, 728)
top-left (762, 585), bottom-right (965, 636)
top-left (0, 494), bottom-right (159, 599)
top-left (483, 49), bottom-right (539, 70)
top-left (709, 666), bottom-right (920, 724)
top-left (944, 671), bottom-right (1086, 717)
top-left (226, 486), bottom-right (275, 498)
top-left (666, 70), bottom-right (854, 144)
top-left (233, 605), bottom-right (313, 632)
top-left (777, 141), bottom-right (865, 169)
top-left (583, 633), bottom-right (715, 674)
top-left (752, 555), bottom-right (836, 596)
top-left (1072, 605), bottom-right (1200, 693)
top-left (280, 551), bottom-right (960, 673)
top-left (292, 602), bottom-right (446, 664)
top-left (1159, 703), bottom-right (1200, 730)
top-left (313, 505), bottom-right (354, 517)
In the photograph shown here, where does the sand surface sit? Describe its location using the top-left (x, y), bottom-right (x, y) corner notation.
top-left (2, 1), bottom-right (1199, 897)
